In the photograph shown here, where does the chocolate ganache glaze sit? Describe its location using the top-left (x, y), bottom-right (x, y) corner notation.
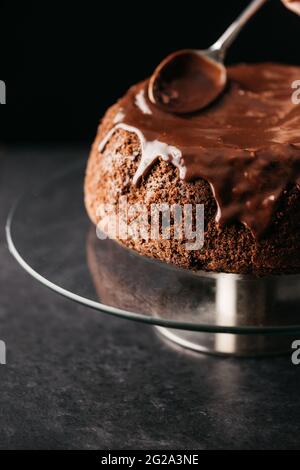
top-left (99, 63), bottom-right (300, 237)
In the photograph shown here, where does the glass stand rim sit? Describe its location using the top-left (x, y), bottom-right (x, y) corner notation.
top-left (6, 162), bottom-right (300, 337)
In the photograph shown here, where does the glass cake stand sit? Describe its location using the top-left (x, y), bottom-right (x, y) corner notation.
top-left (6, 162), bottom-right (300, 357)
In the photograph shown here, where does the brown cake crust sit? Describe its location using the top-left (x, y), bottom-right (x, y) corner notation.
top-left (84, 102), bottom-right (300, 276)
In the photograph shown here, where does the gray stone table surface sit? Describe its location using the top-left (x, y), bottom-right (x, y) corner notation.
top-left (0, 145), bottom-right (300, 450)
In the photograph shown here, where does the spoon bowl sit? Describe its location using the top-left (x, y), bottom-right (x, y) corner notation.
top-left (148, 0), bottom-right (268, 114)
top-left (148, 49), bottom-right (227, 114)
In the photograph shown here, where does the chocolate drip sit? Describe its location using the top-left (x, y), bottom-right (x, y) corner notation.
top-left (99, 64), bottom-right (300, 237)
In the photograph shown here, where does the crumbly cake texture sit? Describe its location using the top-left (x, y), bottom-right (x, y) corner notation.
top-left (84, 91), bottom-right (300, 276)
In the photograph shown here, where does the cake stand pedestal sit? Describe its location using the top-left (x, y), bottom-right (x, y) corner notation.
top-left (156, 274), bottom-right (297, 356)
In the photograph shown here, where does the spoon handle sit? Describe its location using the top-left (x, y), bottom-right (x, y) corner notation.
top-left (210, 0), bottom-right (268, 58)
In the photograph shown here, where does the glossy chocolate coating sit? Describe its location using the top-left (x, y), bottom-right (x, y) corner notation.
top-left (99, 64), bottom-right (300, 237)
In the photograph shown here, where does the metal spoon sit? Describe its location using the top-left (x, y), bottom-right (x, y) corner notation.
top-left (148, 0), bottom-right (268, 114)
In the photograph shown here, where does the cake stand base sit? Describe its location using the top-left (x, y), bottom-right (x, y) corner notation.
top-left (155, 326), bottom-right (294, 357)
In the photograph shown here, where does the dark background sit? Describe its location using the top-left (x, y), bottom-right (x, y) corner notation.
top-left (1, 0), bottom-right (299, 143)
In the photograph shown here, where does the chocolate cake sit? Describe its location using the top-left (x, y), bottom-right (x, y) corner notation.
top-left (84, 63), bottom-right (300, 275)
